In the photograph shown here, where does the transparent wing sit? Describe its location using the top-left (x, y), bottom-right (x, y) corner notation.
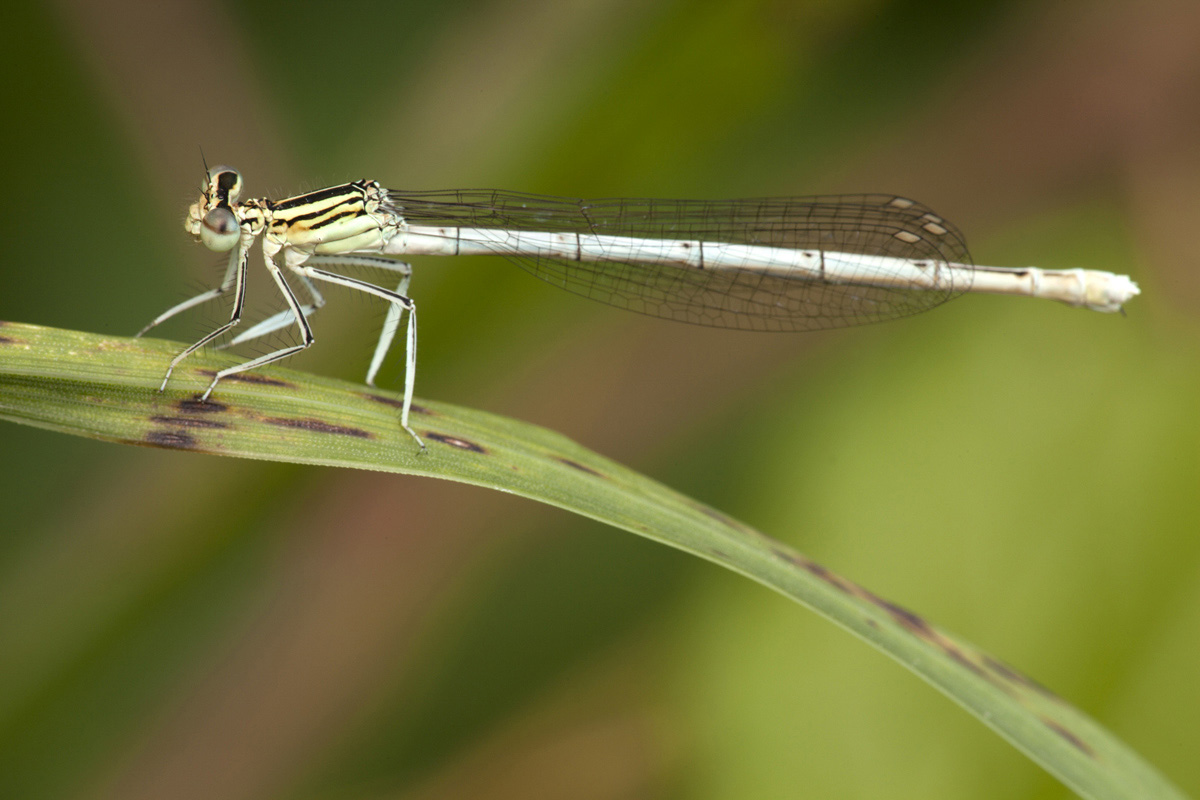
top-left (385, 190), bottom-right (973, 332)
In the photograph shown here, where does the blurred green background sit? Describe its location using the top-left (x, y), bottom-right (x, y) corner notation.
top-left (2, 1), bottom-right (1198, 798)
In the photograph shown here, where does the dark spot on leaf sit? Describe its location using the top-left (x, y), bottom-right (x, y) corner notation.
top-left (984, 656), bottom-right (1059, 699)
top-left (362, 393), bottom-right (434, 416)
top-left (1042, 718), bottom-right (1095, 757)
top-left (793, 556), bottom-right (834, 580)
top-left (0, 336), bottom-right (13, 345)
top-left (150, 415), bottom-right (229, 429)
top-left (697, 505), bottom-right (741, 529)
top-left (796, 558), bottom-right (862, 595)
top-left (364, 393), bottom-right (403, 409)
top-left (426, 432), bottom-right (487, 453)
top-left (145, 430), bottom-right (197, 449)
top-left (865, 592), bottom-right (933, 636)
top-left (771, 546), bottom-right (798, 564)
top-left (180, 397), bottom-right (228, 413)
top-left (263, 417), bottom-right (372, 438)
top-left (198, 369), bottom-right (293, 388)
top-left (792, 553), bottom-right (822, 571)
top-left (943, 645), bottom-right (988, 679)
top-left (556, 457), bottom-right (604, 477)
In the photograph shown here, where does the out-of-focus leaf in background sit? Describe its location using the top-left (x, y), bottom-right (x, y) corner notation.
top-left (1, 1), bottom-right (1198, 799)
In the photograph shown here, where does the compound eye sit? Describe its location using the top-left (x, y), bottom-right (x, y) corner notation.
top-left (209, 166), bottom-right (243, 204)
top-left (200, 206), bottom-right (240, 252)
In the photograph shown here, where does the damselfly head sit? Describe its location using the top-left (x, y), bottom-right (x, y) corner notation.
top-left (184, 166), bottom-right (244, 252)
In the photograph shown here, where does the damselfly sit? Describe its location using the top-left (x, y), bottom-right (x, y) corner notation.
top-left (141, 166), bottom-right (1140, 450)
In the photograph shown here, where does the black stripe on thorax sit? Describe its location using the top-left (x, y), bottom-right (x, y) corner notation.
top-left (284, 200), bottom-right (365, 227)
top-left (271, 182), bottom-right (368, 212)
top-left (302, 207), bottom-right (364, 230)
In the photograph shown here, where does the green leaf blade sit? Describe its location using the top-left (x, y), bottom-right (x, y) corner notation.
top-left (0, 321), bottom-right (1186, 800)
